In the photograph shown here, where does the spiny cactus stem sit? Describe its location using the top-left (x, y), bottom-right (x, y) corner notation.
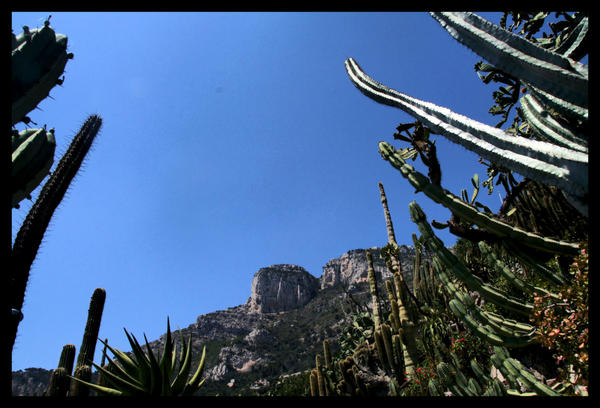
top-left (9, 114), bottom-right (102, 355)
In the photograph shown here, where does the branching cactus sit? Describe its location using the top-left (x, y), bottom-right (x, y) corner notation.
top-left (344, 11), bottom-right (587, 395)
top-left (346, 12), bottom-right (588, 216)
top-left (10, 14), bottom-right (103, 378)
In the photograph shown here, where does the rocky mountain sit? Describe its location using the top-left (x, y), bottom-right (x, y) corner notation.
top-left (12, 245), bottom-right (427, 396)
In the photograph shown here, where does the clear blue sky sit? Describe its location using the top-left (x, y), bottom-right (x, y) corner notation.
top-left (12, 11), bottom-right (510, 371)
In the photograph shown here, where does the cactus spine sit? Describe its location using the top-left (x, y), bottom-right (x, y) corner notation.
top-left (10, 115), bottom-right (103, 358)
top-left (11, 18), bottom-right (103, 380)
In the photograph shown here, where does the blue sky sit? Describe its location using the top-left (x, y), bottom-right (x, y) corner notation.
top-left (11, 11), bottom-right (512, 371)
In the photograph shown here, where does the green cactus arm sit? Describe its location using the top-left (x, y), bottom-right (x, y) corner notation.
top-left (409, 201), bottom-right (534, 317)
top-left (345, 58), bottom-right (588, 203)
top-left (429, 12), bottom-right (587, 108)
top-left (478, 241), bottom-right (560, 298)
top-left (430, 258), bottom-right (538, 347)
top-left (491, 347), bottom-right (560, 396)
top-left (378, 141), bottom-right (579, 257)
top-left (519, 93), bottom-right (587, 153)
top-left (500, 240), bottom-right (568, 286)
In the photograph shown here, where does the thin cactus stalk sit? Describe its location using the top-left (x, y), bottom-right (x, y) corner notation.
top-left (365, 249), bottom-right (382, 331)
top-left (9, 114), bottom-right (102, 357)
top-left (378, 141), bottom-right (579, 257)
top-left (71, 288), bottom-right (106, 396)
top-left (309, 370), bottom-right (319, 396)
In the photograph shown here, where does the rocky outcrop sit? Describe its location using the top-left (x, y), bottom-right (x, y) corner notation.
top-left (247, 264), bottom-right (320, 314)
top-left (319, 246), bottom-right (418, 292)
top-left (11, 245), bottom-right (426, 396)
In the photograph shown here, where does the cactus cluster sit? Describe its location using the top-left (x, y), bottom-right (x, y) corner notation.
top-left (334, 11), bottom-right (587, 396)
top-left (10, 16), bottom-right (103, 369)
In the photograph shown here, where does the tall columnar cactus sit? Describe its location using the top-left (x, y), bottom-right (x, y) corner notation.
top-left (9, 115), bottom-right (103, 358)
top-left (10, 17), bottom-right (104, 375)
top-left (70, 288), bottom-right (106, 396)
top-left (46, 344), bottom-right (76, 396)
top-left (345, 12), bottom-right (587, 395)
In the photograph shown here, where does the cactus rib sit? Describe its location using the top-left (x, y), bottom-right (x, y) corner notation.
top-left (345, 58), bottom-right (587, 204)
top-left (429, 12), bottom-right (587, 109)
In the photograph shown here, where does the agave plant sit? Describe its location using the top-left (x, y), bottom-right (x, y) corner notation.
top-left (71, 318), bottom-right (207, 396)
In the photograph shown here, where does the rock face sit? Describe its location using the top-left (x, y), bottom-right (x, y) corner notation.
top-left (12, 245), bottom-right (428, 396)
top-left (247, 264), bottom-right (320, 314)
top-left (320, 246), bottom-right (418, 292)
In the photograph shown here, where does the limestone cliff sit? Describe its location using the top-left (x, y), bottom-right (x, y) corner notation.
top-left (247, 264), bottom-right (320, 314)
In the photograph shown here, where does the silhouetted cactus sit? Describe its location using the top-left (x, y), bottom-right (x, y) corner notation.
top-left (46, 344), bottom-right (76, 396)
top-left (9, 115), bottom-right (103, 358)
top-left (10, 16), bottom-right (103, 375)
top-left (70, 288), bottom-right (106, 396)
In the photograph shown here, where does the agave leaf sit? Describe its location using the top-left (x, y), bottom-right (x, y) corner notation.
top-left (181, 346), bottom-right (207, 396)
top-left (86, 360), bottom-right (146, 395)
top-left (68, 375), bottom-right (124, 396)
top-left (143, 333), bottom-right (163, 395)
top-left (94, 349), bottom-right (144, 391)
top-left (170, 332), bottom-right (194, 395)
top-left (97, 338), bottom-right (140, 379)
top-left (124, 330), bottom-right (152, 387)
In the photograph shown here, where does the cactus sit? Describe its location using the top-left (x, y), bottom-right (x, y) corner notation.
top-left (10, 16), bottom-right (103, 372)
top-left (11, 127), bottom-right (56, 208)
top-left (70, 288), bottom-right (106, 396)
top-left (70, 318), bottom-right (208, 396)
top-left (46, 344), bottom-right (76, 396)
top-left (9, 115), bottom-right (102, 358)
top-left (345, 13), bottom-right (588, 216)
top-left (11, 16), bottom-right (73, 126)
top-left (365, 249), bottom-right (382, 331)
top-left (343, 11), bottom-right (587, 395)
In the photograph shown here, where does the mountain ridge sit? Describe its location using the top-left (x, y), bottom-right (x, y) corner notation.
top-left (11, 244), bottom-right (427, 396)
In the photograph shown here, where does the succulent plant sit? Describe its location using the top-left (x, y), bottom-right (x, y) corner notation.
top-left (70, 318), bottom-right (207, 396)
top-left (343, 11), bottom-right (587, 395)
top-left (10, 16), bottom-right (103, 369)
